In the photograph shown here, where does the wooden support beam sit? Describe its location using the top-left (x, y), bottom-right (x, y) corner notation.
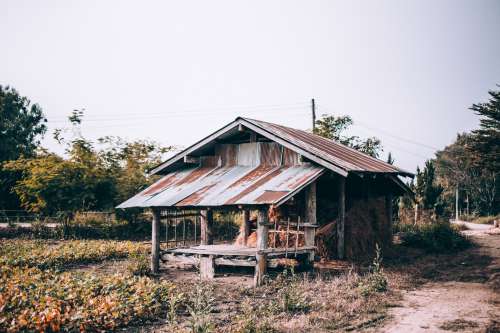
top-left (254, 208), bottom-right (269, 287)
top-left (199, 255), bottom-right (215, 279)
top-left (337, 177), bottom-right (346, 259)
top-left (386, 194), bottom-right (393, 245)
top-left (200, 209), bottom-right (213, 245)
top-left (151, 208), bottom-right (161, 274)
top-left (242, 210), bottom-right (250, 245)
top-left (304, 182), bottom-right (317, 263)
top-left (183, 155), bottom-right (200, 164)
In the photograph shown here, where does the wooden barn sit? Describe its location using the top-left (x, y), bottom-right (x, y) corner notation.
top-left (117, 117), bottom-right (413, 286)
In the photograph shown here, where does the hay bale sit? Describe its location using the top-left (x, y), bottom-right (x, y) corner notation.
top-left (345, 196), bottom-right (390, 259)
top-left (316, 220), bottom-right (337, 259)
top-left (314, 196), bottom-right (391, 260)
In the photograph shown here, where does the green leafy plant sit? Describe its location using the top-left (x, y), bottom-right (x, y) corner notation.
top-left (358, 243), bottom-right (388, 296)
top-left (127, 252), bottom-right (151, 276)
top-left (275, 269), bottom-right (310, 313)
top-left (0, 239), bottom-right (147, 271)
top-left (166, 292), bottom-right (185, 324)
top-left (186, 283), bottom-right (215, 333)
top-left (0, 265), bottom-right (174, 332)
top-left (232, 299), bottom-right (278, 333)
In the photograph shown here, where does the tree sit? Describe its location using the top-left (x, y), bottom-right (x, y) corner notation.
top-left (0, 86), bottom-right (47, 210)
top-left (4, 152), bottom-right (95, 214)
top-left (97, 136), bottom-right (173, 204)
top-left (0, 86), bottom-right (47, 160)
top-left (313, 114), bottom-right (383, 157)
top-left (434, 133), bottom-right (497, 216)
top-left (414, 160), bottom-right (443, 213)
top-left (469, 87), bottom-right (500, 172)
top-left (5, 110), bottom-right (174, 215)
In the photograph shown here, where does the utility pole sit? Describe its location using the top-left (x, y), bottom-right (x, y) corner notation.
top-left (311, 98), bottom-right (316, 132)
top-left (455, 187), bottom-right (459, 221)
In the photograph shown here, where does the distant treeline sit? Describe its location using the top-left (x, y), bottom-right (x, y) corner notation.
top-left (1, 85), bottom-right (498, 224)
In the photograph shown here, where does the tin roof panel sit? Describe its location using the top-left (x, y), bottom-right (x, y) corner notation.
top-left (116, 164), bottom-right (324, 208)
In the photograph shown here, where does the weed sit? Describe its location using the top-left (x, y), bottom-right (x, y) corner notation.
top-left (166, 292), bottom-right (185, 324)
top-left (232, 299), bottom-right (278, 333)
top-left (273, 269), bottom-right (311, 313)
top-left (186, 283), bottom-right (215, 333)
top-left (358, 244), bottom-right (388, 296)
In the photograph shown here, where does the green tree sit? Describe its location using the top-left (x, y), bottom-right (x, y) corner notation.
top-left (313, 114), bottom-right (383, 157)
top-left (414, 160), bottom-right (443, 213)
top-left (4, 152), bottom-right (93, 214)
top-left (469, 86), bottom-right (500, 172)
top-left (0, 86), bottom-right (47, 210)
top-left (435, 133), bottom-right (497, 216)
top-left (97, 136), bottom-right (172, 204)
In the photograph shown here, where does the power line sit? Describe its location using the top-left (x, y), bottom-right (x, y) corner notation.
top-left (316, 105), bottom-right (440, 151)
top-left (47, 102), bottom-right (309, 123)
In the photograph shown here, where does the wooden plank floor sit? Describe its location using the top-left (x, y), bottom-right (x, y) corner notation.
top-left (163, 244), bottom-right (315, 257)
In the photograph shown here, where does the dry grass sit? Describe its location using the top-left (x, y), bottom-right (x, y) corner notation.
top-left (471, 215), bottom-right (500, 225)
top-left (438, 319), bottom-right (479, 331)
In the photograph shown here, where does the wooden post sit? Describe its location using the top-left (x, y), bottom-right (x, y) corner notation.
top-left (199, 255), bottom-right (215, 279)
top-left (414, 203), bottom-right (419, 225)
top-left (337, 177), bottom-right (346, 260)
top-left (254, 208), bottom-right (269, 287)
top-left (242, 209), bottom-right (250, 245)
top-left (200, 209), bottom-right (213, 245)
top-left (304, 182), bottom-right (317, 263)
top-left (386, 194), bottom-right (393, 245)
top-left (311, 98), bottom-right (316, 132)
top-left (151, 208), bottom-right (161, 274)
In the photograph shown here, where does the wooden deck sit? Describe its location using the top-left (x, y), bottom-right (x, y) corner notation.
top-left (161, 244), bottom-right (316, 269)
top-left (163, 244), bottom-right (315, 257)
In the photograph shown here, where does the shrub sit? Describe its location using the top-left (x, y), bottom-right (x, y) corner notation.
top-left (63, 219), bottom-right (151, 240)
top-left (399, 222), bottom-right (471, 253)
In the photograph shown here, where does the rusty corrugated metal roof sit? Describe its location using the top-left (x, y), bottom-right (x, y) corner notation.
top-left (117, 163), bottom-right (324, 208)
top-left (148, 117), bottom-right (413, 177)
top-left (241, 118), bottom-right (411, 176)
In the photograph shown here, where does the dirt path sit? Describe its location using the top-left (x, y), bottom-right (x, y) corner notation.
top-left (382, 223), bottom-right (500, 332)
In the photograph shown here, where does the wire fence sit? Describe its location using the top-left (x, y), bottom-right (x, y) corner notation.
top-left (0, 210), bottom-right (115, 224)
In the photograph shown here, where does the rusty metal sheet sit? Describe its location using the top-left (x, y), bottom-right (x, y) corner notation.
top-left (243, 118), bottom-right (410, 175)
top-left (116, 163), bottom-right (324, 208)
top-left (148, 117), bottom-right (412, 177)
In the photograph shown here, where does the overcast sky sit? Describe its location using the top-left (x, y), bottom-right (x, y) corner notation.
top-left (1, 0), bottom-right (499, 172)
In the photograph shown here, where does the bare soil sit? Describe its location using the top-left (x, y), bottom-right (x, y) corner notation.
top-left (381, 222), bottom-right (500, 333)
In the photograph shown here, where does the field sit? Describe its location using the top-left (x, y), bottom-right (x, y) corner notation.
top-left (1, 224), bottom-right (499, 332)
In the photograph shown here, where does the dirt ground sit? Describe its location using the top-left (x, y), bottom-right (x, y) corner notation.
top-left (381, 222), bottom-right (500, 333)
top-left (74, 223), bottom-right (500, 332)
